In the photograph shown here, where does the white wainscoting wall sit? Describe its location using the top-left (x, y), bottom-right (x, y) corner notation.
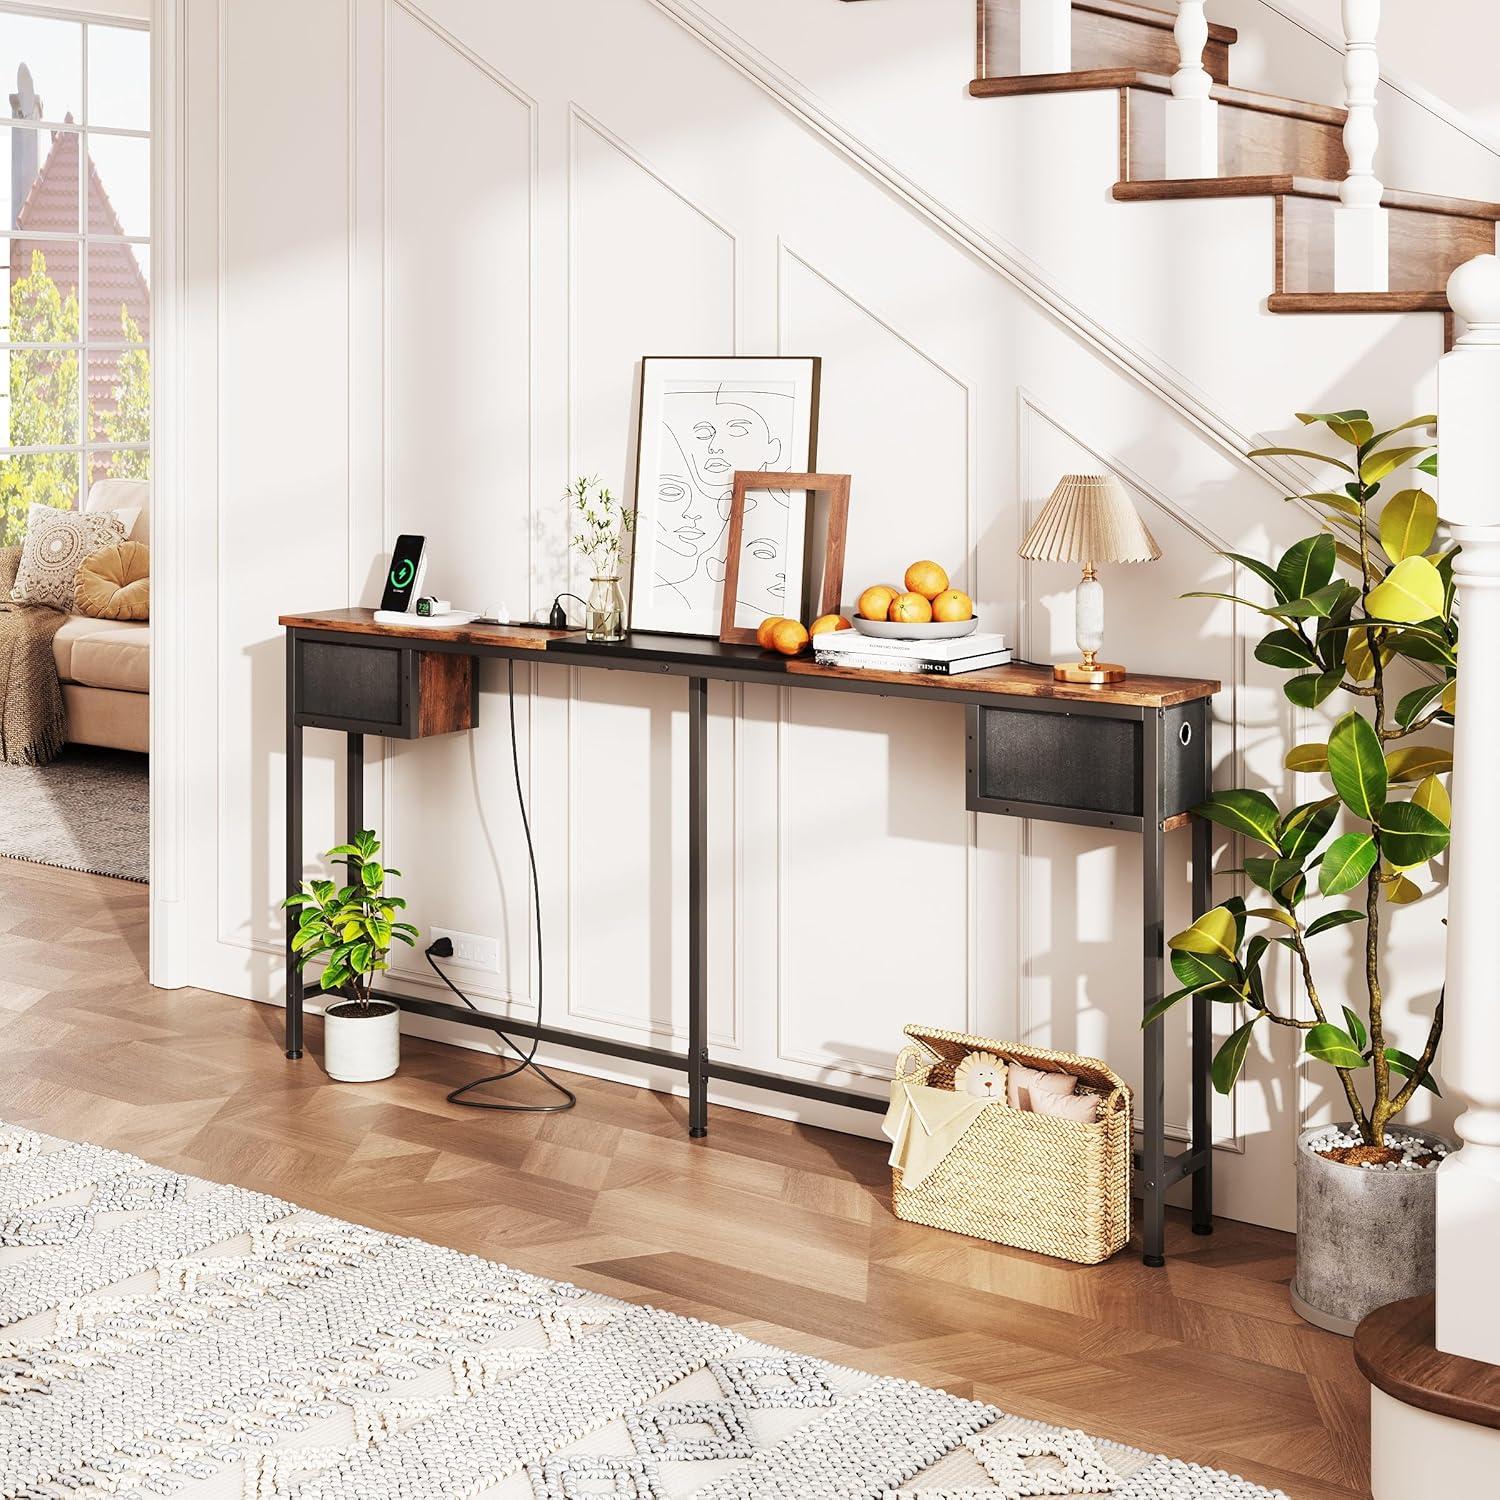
top-left (172, 0), bottom-right (1455, 1231)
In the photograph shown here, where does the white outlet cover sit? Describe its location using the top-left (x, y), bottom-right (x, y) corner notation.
top-left (432, 927), bottom-right (501, 973)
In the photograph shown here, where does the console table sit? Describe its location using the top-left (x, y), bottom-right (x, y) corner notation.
top-left (280, 608), bottom-right (1219, 1265)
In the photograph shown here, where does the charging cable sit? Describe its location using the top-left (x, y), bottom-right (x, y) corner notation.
top-left (424, 659), bottom-right (576, 1114)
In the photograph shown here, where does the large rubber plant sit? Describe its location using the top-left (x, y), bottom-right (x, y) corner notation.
top-left (1149, 410), bottom-right (1451, 1147)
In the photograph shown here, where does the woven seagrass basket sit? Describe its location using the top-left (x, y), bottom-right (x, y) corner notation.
top-left (891, 1023), bottom-right (1132, 1265)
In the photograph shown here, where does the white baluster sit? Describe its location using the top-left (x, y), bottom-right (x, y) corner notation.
top-left (1436, 254), bottom-right (1500, 1368)
top-left (1164, 2), bottom-right (1218, 179)
top-left (1019, 0), bottom-right (1070, 75)
top-left (1333, 0), bottom-right (1389, 291)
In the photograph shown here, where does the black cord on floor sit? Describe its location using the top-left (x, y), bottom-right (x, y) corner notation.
top-left (427, 659), bottom-right (575, 1115)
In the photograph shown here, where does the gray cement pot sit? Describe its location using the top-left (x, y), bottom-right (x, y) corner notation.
top-left (1291, 1122), bottom-right (1447, 1336)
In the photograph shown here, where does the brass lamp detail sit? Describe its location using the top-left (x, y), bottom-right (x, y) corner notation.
top-left (1019, 474), bottom-right (1161, 685)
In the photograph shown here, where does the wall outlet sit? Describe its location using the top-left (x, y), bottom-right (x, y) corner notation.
top-left (431, 927), bottom-right (501, 973)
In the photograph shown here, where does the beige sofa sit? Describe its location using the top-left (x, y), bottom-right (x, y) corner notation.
top-left (51, 479), bottom-right (150, 754)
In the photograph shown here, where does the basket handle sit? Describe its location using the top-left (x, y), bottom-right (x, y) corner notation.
top-left (893, 1044), bottom-right (930, 1082)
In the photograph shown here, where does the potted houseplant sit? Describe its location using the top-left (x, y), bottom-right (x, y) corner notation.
top-left (1151, 408), bottom-right (1454, 1334)
top-left (283, 828), bottom-right (419, 1082)
top-left (568, 474), bottom-right (635, 642)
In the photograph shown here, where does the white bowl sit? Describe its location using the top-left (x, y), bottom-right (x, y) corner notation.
top-left (851, 615), bottom-right (979, 641)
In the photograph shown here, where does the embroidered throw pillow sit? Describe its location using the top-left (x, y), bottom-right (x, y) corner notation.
top-left (10, 504), bottom-right (130, 611)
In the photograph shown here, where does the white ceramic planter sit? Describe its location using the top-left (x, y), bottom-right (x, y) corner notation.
top-left (1292, 1122), bottom-right (1447, 1335)
top-left (322, 998), bottom-right (400, 1083)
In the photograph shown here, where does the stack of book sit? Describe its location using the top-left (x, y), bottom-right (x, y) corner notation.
top-left (813, 629), bottom-right (1012, 675)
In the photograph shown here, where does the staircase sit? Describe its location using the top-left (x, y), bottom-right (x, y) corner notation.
top-left (971, 0), bottom-right (1500, 346)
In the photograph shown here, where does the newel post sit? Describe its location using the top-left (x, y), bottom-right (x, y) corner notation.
top-left (1165, 1), bottom-right (1218, 178)
top-left (1019, 0), bottom-right (1070, 74)
top-left (1436, 254), bottom-right (1500, 1366)
top-left (1333, 0), bottom-right (1389, 291)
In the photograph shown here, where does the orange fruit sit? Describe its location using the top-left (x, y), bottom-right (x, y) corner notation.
top-left (931, 588), bottom-right (973, 622)
top-left (809, 613), bottom-right (853, 638)
top-left (904, 560), bottom-right (949, 600)
top-left (888, 592), bottom-right (933, 624)
top-left (857, 584), bottom-right (900, 621)
top-left (769, 618), bottom-right (810, 656)
top-left (756, 615), bottom-right (788, 650)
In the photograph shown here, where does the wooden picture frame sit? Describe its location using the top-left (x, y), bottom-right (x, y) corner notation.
top-left (718, 471), bottom-right (851, 646)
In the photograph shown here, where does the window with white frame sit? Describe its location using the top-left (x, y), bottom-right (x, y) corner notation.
top-left (1, 6), bottom-right (149, 546)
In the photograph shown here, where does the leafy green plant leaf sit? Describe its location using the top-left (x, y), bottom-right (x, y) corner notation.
top-left (1384, 745), bottom-right (1453, 783)
top-left (1254, 628), bottom-right (1319, 670)
top-left (1304, 908), bottom-right (1365, 937)
top-left (1212, 1016), bottom-right (1263, 1095)
top-left (1328, 710), bottom-right (1387, 821)
top-left (1277, 582), bottom-right (1352, 620)
top-left (1284, 742), bottom-right (1329, 773)
top-left (1365, 415), bottom-right (1436, 451)
top-left (1248, 906), bottom-right (1297, 928)
top-left (1378, 801), bottom-right (1451, 870)
top-left (1379, 489), bottom-right (1438, 562)
top-left (1191, 789), bottom-right (1284, 850)
top-left (1284, 670), bottom-right (1343, 709)
top-left (1417, 451), bottom-right (1438, 477)
top-left (1279, 799), bottom-right (1337, 861)
top-left (1249, 445), bottom-right (1354, 473)
top-left (1395, 681), bottom-right (1445, 730)
top-left (1360, 445), bottom-right (1433, 486)
top-left (1386, 871), bottom-right (1423, 903)
top-left (1169, 949), bottom-right (1240, 993)
top-left (1226, 552), bottom-right (1293, 603)
top-left (1276, 535), bottom-right (1337, 602)
top-left (1244, 856), bottom-right (1306, 897)
top-left (1305, 1022), bottom-right (1365, 1069)
top-left (1341, 1006), bottom-right (1368, 1052)
top-left (1413, 774), bottom-right (1451, 826)
top-left (1384, 1046), bottom-right (1440, 1096)
top-left (1320, 832), bottom-right (1378, 894)
top-left (1365, 556), bottom-right (1445, 623)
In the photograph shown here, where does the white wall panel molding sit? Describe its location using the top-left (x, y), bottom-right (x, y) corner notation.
top-left (1016, 388), bottom-right (1248, 1158)
top-left (770, 244), bottom-right (977, 1087)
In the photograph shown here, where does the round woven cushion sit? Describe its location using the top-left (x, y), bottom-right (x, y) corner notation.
top-left (75, 541), bottom-right (150, 620)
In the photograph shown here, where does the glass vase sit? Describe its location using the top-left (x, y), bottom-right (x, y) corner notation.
top-left (586, 576), bottom-right (625, 642)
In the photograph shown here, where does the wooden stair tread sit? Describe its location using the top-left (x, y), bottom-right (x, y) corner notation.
top-left (1076, 0), bottom-right (1237, 45)
top-left (1355, 1296), bottom-right (1500, 1431)
top-left (1114, 175), bottom-right (1500, 221)
top-left (970, 70), bottom-right (1345, 127)
top-left (1269, 291), bottom-right (1450, 313)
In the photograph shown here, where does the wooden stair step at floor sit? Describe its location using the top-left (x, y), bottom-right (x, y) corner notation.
top-left (972, 70), bottom-right (1347, 180)
top-left (978, 0), bottom-right (1238, 88)
top-left (1114, 176), bottom-right (1500, 297)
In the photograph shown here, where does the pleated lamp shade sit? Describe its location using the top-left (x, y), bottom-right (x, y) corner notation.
top-left (1019, 475), bottom-right (1161, 564)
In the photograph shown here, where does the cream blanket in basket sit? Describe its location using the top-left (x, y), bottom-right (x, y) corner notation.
top-left (882, 1079), bottom-right (992, 1191)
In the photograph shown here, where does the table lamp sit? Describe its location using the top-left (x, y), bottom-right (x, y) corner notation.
top-left (1019, 474), bottom-right (1161, 685)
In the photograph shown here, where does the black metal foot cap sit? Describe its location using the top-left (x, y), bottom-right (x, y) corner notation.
top-left (286, 1050), bottom-right (303, 1060)
top-left (689, 1127), bottom-right (708, 1139)
top-left (1192, 1222), bottom-right (1214, 1236)
top-left (1143, 1253), bottom-right (1166, 1268)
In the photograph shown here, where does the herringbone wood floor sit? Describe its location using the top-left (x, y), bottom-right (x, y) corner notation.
top-left (0, 857), bottom-right (1371, 1498)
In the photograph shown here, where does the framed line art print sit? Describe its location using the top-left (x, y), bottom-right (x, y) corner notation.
top-left (629, 355), bottom-right (821, 636)
top-left (718, 472), bottom-right (851, 646)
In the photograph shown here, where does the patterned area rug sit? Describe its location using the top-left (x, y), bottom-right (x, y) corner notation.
top-left (0, 747), bottom-right (149, 882)
top-left (0, 1121), bottom-right (1286, 1499)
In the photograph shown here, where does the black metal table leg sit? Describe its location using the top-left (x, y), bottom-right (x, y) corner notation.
top-left (1191, 809), bottom-right (1214, 1234)
top-left (1140, 708), bottom-right (1167, 1266)
top-left (285, 632), bottom-right (304, 1060)
top-left (347, 733), bottom-right (364, 840)
top-left (687, 675), bottom-right (709, 1138)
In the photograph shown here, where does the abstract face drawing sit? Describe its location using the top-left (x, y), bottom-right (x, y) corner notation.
top-left (734, 491), bottom-right (790, 617)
